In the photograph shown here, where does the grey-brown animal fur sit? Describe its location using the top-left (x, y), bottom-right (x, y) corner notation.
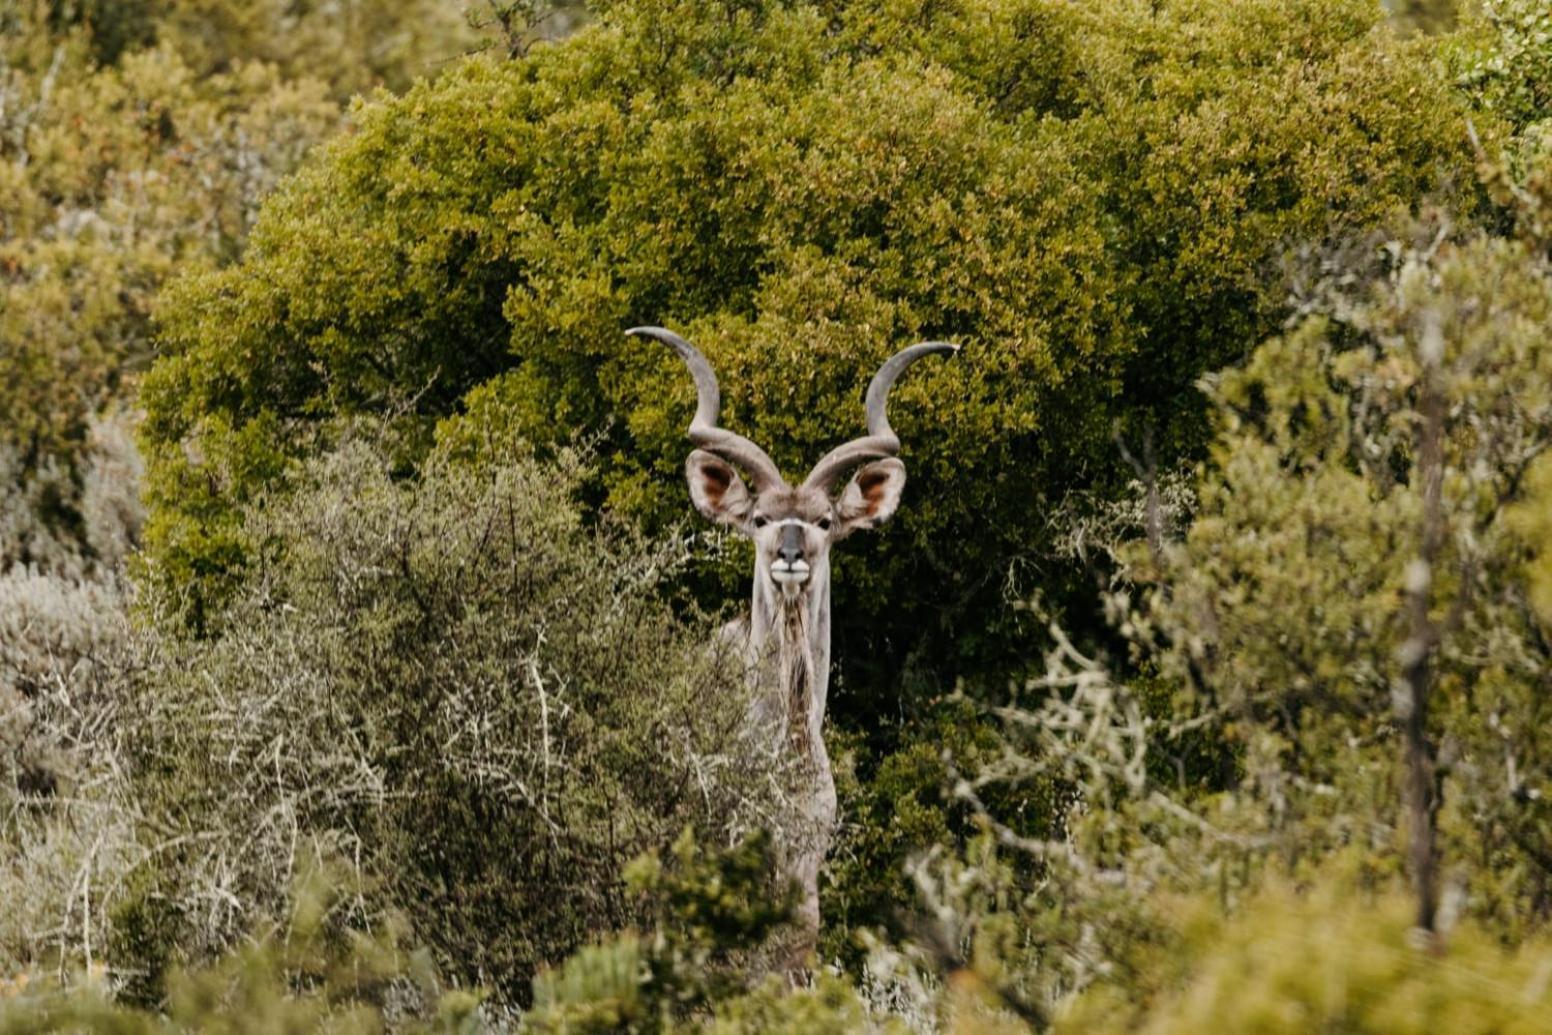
top-left (628, 325), bottom-right (956, 975)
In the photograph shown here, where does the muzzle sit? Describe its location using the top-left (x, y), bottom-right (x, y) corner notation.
top-left (770, 523), bottom-right (811, 586)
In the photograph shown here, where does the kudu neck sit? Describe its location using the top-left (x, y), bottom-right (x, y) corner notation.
top-left (750, 566), bottom-right (830, 760)
top-left (751, 567), bottom-right (830, 655)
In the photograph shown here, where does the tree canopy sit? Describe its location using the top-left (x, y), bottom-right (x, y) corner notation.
top-left (141, 0), bottom-right (1483, 701)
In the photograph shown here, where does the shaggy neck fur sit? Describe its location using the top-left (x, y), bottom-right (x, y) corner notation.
top-left (777, 594), bottom-right (814, 756)
top-left (749, 557), bottom-right (831, 760)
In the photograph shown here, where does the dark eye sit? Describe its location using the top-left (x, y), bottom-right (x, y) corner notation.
top-left (753, 516), bottom-right (769, 529)
top-left (817, 517), bottom-right (832, 531)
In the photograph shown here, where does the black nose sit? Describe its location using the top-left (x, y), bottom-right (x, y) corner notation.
top-left (778, 524), bottom-right (804, 564)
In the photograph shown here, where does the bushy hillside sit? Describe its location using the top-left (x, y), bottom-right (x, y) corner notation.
top-left (4, 0), bottom-right (1552, 1030)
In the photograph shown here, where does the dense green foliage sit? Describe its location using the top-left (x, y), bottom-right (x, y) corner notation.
top-left (525, 830), bottom-right (801, 1033)
top-left (1453, 0), bottom-right (1552, 134)
top-left (1059, 865), bottom-right (1552, 1034)
top-left (884, 204), bottom-right (1552, 1022)
top-left (822, 700), bottom-right (1041, 968)
top-left (0, 866), bottom-right (482, 1033)
top-left (1158, 225), bottom-right (1552, 930)
top-left (6, 0), bottom-right (1552, 1030)
top-left (0, 31), bottom-right (331, 508)
top-left (141, 0), bottom-right (1481, 697)
top-left (24, 0), bottom-right (476, 93)
top-left (0, 0), bottom-right (483, 569)
top-left (1510, 451), bottom-right (1552, 628)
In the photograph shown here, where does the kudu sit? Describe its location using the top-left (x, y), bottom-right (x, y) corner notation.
top-left (629, 326), bottom-right (956, 972)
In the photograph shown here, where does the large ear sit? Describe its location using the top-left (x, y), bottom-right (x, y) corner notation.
top-left (686, 449), bottom-right (754, 527)
top-left (837, 458), bottom-right (906, 537)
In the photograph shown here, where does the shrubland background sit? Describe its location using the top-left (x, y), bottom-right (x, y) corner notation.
top-left (4, 0), bottom-right (1552, 1030)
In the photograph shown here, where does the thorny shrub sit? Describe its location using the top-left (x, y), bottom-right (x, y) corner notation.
top-left (114, 435), bottom-right (791, 1006)
top-left (0, 410), bottom-right (143, 979)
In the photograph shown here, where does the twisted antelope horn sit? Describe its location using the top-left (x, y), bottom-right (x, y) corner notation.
top-left (802, 341), bottom-right (959, 492)
top-left (628, 326), bottom-right (786, 490)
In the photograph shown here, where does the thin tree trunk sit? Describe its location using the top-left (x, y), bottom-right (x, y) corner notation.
top-left (1400, 315), bottom-right (1446, 937)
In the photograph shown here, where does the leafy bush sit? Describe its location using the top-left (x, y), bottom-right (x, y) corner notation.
top-left (0, 412), bottom-right (145, 577)
top-left (822, 700), bottom-right (1045, 969)
top-left (1508, 451), bottom-right (1552, 629)
top-left (141, 0), bottom-right (1481, 697)
top-left (118, 434), bottom-right (786, 1004)
top-left (1059, 866), bottom-right (1552, 1034)
top-left (0, 567), bottom-right (138, 983)
top-left (525, 829), bottom-right (925, 1033)
top-left (30, 0), bottom-right (476, 95)
top-left (525, 830), bottom-right (798, 1033)
top-left (1453, 0), bottom-right (1552, 133)
top-left (0, 0), bottom-right (476, 562)
top-left (0, 35), bottom-right (337, 484)
top-left (0, 411), bottom-right (144, 976)
top-left (1151, 224), bottom-right (1552, 931)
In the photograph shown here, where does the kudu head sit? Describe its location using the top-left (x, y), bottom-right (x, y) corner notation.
top-left (628, 327), bottom-right (956, 605)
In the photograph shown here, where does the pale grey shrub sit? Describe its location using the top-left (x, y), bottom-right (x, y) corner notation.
top-left (77, 412), bottom-right (146, 574)
top-left (0, 409), bottom-right (145, 579)
top-left (0, 409), bottom-right (150, 978)
top-left (0, 405), bottom-right (142, 832)
top-left (0, 552), bottom-right (139, 977)
top-left (118, 434), bottom-right (788, 1004)
top-left (0, 451), bottom-right (80, 578)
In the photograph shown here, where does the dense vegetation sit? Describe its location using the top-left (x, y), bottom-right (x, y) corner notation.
top-left (138, 0), bottom-right (1480, 689)
top-left (0, 0), bottom-right (457, 573)
top-left (117, 437), bottom-right (786, 1004)
top-left (4, 0), bottom-right (1552, 1030)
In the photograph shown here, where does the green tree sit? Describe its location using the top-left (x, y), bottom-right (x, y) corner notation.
top-left (1159, 225), bottom-right (1552, 932)
top-left (141, 0), bottom-right (1482, 705)
top-left (1508, 452), bottom-right (1552, 628)
top-left (0, 0), bottom-right (478, 570)
top-left (0, 46), bottom-right (336, 481)
top-left (1452, 0), bottom-right (1552, 134)
top-left (1059, 863), bottom-right (1552, 1035)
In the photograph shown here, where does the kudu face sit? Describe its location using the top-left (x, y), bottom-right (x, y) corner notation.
top-left (627, 327), bottom-right (954, 606)
top-left (685, 455), bottom-right (906, 601)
